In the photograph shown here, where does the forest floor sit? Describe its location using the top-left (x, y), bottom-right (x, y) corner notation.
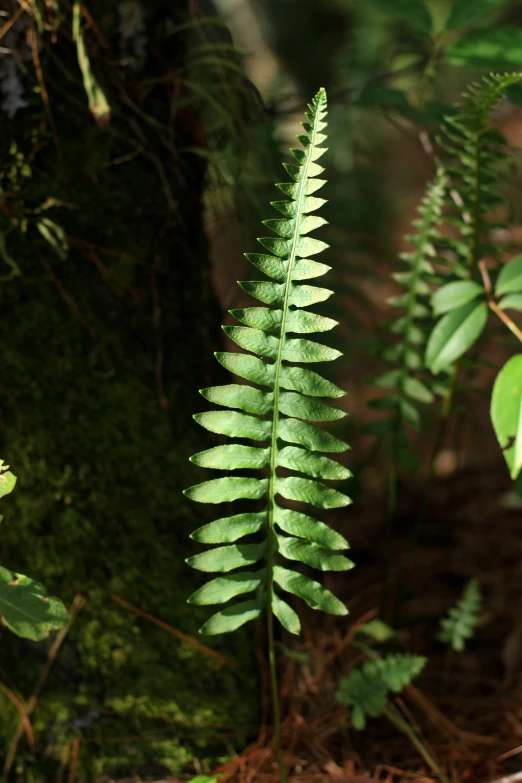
top-left (97, 454), bottom-right (522, 783)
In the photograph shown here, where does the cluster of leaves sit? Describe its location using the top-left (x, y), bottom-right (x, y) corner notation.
top-left (371, 72), bottom-right (522, 481)
top-left (336, 653), bottom-right (426, 730)
top-left (185, 89), bottom-right (354, 637)
top-left (438, 579), bottom-right (482, 652)
top-left (0, 461), bottom-right (68, 641)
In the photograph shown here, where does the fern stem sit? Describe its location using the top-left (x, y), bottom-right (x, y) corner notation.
top-left (265, 91), bottom-right (324, 783)
top-left (384, 702), bottom-right (449, 783)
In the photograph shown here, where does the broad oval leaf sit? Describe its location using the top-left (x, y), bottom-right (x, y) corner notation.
top-left (191, 445), bottom-right (270, 471)
top-left (276, 445), bottom-right (351, 480)
top-left (276, 476), bottom-right (351, 508)
top-left (402, 377), bottom-right (434, 404)
top-left (199, 599), bottom-right (264, 635)
top-left (277, 535), bottom-right (355, 571)
top-left (0, 470), bottom-right (16, 499)
top-left (0, 568), bottom-right (69, 641)
top-left (184, 477), bottom-right (268, 504)
top-left (200, 385), bottom-right (273, 416)
top-left (372, 0), bottom-right (433, 32)
top-left (275, 507), bottom-right (349, 550)
top-left (194, 410), bottom-right (271, 441)
top-left (274, 565), bottom-right (348, 615)
top-left (426, 301), bottom-right (488, 374)
top-left (447, 28), bottom-right (522, 69)
top-left (491, 354), bottom-right (522, 480)
top-left (186, 542), bottom-right (266, 573)
top-left (445, 0), bottom-right (494, 30)
top-left (432, 280), bottom-right (484, 315)
top-left (191, 511), bottom-right (267, 544)
top-left (272, 593), bottom-right (301, 635)
top-left (278, 418), bottom-right (349, 453)
top-left (499, 293), bottom-right (522, 311)
top-left (496, 255), bottom-right (522, 295)
top-left (188, 570), bottom-right (264, 605)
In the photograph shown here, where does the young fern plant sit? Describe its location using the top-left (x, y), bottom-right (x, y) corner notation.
top-left (370, 167), bottom-right (447, 455)
top-left (184, 88), bottom-right (353, 779)
top-left (438, 578), bottom-right (482, 653)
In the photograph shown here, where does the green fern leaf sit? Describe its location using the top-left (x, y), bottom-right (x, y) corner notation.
top-left (426, 73), bottom-right (520, 374)
top-left (369, 168), bottom-right (446, 454)
top-left (437, 579), bottom-right (482, 652)
top-left (186, 89), bottom-right (352, 635)
top-left (335, 653), bottom-right (427, 730)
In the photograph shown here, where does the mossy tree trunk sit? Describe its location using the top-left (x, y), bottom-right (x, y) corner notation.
top-left (0, 1), bottom-right (257, 778)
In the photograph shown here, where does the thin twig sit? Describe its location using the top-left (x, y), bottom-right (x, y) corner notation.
top-left (106, 591), bottom-right (233, 666)
top-left (489, 300), bottom-right (522, 343)
top-left (0, 5), bottom-right (25, 42)
top-left (4, 594), bottom-right (86, 776)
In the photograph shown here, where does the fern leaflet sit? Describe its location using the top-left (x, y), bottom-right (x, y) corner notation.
top-left (437, 578), bottom-right (482, 652)
top-left (336, 653), bottom-right (427, 730)
top-left (185, 89), bottom-right (353, 637)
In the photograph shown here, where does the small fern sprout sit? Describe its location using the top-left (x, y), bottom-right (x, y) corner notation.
top-left (336, 653), bottom-right (448, 782)
top-left (369, 167), bottom-right (447, 454)
top-left (184, 88), bottom-right (352, 781)
top-left (438, 578), bottom-right (482, 653)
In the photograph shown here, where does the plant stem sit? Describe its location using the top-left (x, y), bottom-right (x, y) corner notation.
top-left (489, 300), bottom-right (522, 343)
top-left (267, 607), bottom-right (286, 782)
top-left (385, 702), bottom-right (449, 783)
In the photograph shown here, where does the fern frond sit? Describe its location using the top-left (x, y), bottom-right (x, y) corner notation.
top-left (426, 73), bottom-right (520, 375)
top-left (185, 89), bottom-right (353, 636)
top-left (336, 653), bottom-right (427, 730)
top-left (370, 168), bottom-right (447, 444)
top-left (437, 579), bottom-right (482, 652)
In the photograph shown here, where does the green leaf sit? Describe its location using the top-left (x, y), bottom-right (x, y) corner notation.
top-left (194, 410), bottom-right (271, 441)
top-left (230, 307), bottom-right (282, 334)
top-left (445, 0), bottom-right (494, 30)
top-left (357, 87), bottom-right (417, 118)
top-left (278, 418), bottom-right (349, 453)
top-left (403, 377), bottom-right (434, 404)
top-left (0, 468), bottom-right (16, 499)
top-left (279, 366), bottom-right (345, 398)
top-left (286, 309), bottom-right (338, 333)
top-left (274, 507), bottom-right (349, 550)
top-left (278, 391), bottom-right (346, 421)
top-left (491, 355), bottom-right (522, 480)
top-left (191, 512), bottom-right (267, 544)
top-left (184, 477), bottom-right (268, 504)
top-left (186, 89), bottom-right (350, 635)
top-left (496, 255), bottom-right (522, 295)
top-left (191, 445), bottom-right (269, 471)
top-left (215, 352), bottom-right (274, 388)
top-left (372, 0), bottom-right (433, 32)
top-left (276, 445), bottom-right (351, 480)
top-left (499, 293), bottom-right (522, 311)
top-left (276, 476), bottom-right (351, 509)
top-left (188, 570), bottom-right (264, 605)
top-left (447, 28), bottom-right (522, 69)
top-left (274, 566), bottom-right (348, 616)
top-left (200, 385), bottom-right (273, 416)
top-left (272, 593), bottom-right (301, 635)
top-left (426, 301), bottom-right (488, 374)
top-left (432, 280), bottom-right (484, 315)
top-left (437, 579), bottom-right (482, 651)
top-left (186, 542), bottom-right (266, 573)
top-left (0, 568), bottom-right (69, 641)
top-left (277, 535), bottom-right (354, 571)
top-left (199, 599), bottom-right (264, 635)
top-left (223, 326), bottom-right (278, 359)
top-left (356, 618), bottom-right (395, 643)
